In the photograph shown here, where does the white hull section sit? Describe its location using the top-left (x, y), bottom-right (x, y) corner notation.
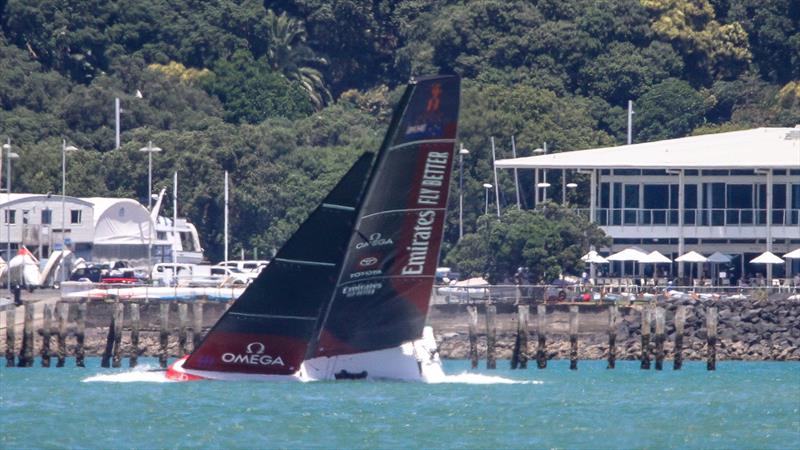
top-left (169, 327), bottom-right (443, 383)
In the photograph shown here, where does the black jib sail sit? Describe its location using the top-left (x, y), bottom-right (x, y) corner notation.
top-left (183, 154), bottom-right (374, 375)
top-left (312, 74), bottom-right (460, 358)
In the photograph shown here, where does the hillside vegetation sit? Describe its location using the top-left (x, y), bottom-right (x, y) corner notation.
top-left (1, 0), bottom-right (798, 273)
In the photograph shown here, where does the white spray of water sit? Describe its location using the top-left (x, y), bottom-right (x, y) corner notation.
top-left (82, 364), bottom-right (174, 383)
top-left (426, 372), bottom-right (543, 385)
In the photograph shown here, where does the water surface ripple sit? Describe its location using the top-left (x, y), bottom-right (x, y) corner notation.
top-left (1, 359), bottom-right (798, 449)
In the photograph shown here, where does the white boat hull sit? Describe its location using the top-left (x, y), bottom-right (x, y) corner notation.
top-left (167, 327), bottom-right (443, 382)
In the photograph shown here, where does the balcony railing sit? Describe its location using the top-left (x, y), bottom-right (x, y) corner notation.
top-left (580, 208), bottom-right (800, 227)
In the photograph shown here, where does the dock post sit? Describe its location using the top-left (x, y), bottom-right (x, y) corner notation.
top-left (75, 302), bottom-right (86, 367)
top-left (536, 304), bottom-right (547, 369)
top-left (485, 303), bottom-right (497, 369)
top-left (19, 302), bottom-right (34, 367)
top-left (510, 305), bottom-right (528, 369)
top-left (4, 306), bottom-right (15, 367)
top-left (654, 307), bottom-right (665, 370)
top-left (192, 302), bottom-right (203, 351)
top-left (56, 303), bottom-right (69, 367)
top-left (100, 305), bottom-right (115, 368)
top-left (41, 304), bottom-right (53, 367)
top-left (607, 305), bottom-right (617, 369)
top-left (178, 303), bottom-right (188, 356)
top-left (111, 302), bottom-right (124, 368)
top-left (569, 305), bottom-right (579, 370)
top-left (129, 303), bottom-right (140, 368)
top-left (706, 306), bottom-right (717, 371)
top-left (673, 306), bottom-right (686, 370)
top-left (640, 306), bottom-right (651, 370)
top-left (159, 302), bottom-right (170, 368)
top-left (467, 305), bottom-right (478, 369)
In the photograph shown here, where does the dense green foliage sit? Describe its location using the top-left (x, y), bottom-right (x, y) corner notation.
top-left (444, 205), bottom-right (610, 284)
top-left (1, 0), bottom-right (798, 277)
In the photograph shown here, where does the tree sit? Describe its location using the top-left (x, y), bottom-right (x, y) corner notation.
top-left (641, 0), bottom-right (751, 82)
top-left (445, 206), bottom-right (610, 284)
top-left (263, 9), bottom-right (332, 109)
top-left (635, 78), bottom-right (707, 141)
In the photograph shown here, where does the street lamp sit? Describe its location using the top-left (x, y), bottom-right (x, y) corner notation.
top-left (533, 143), bottom-right (548, 202)
top-left (139, 141), bottom-right (162, 271)
top-left (482, 183), bottom-right (493, 215)
top-left (458, 144), bottom-right (470, 239)
top-left (3, 140), bottom-right (19, 297)
top-left (61, 139), bottom-right (78, 284)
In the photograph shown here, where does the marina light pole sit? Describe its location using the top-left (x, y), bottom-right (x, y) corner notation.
top-left (139, 141), bottom-right (162, 271)
top-left (61, 139), bottom-right (78, 284)
top-left (533, 143), bottom-right (547, 203)
top-left (458, 144), bottom-right (469, 239)
top-left (482, 183), bottom-right (493, 216)
top-left (3, 140), bottom-right (19, 298)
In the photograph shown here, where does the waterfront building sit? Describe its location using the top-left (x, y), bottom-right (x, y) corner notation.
top-left (495, 127), bottom-right (800, 283)
top-left (0, 193), bottom-right (202, 264)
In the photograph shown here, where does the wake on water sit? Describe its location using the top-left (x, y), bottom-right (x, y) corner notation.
top-left (83, 367), bottom-right (541, 385)
top-left (82, 364), bottom-right (174, 383)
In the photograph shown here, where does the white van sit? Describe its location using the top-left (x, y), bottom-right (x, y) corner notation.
top-left (218, 260), bottom-right (269, 273)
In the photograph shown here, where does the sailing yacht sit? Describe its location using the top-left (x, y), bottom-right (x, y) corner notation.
top-left (167, 74), bottom-right (460, 382)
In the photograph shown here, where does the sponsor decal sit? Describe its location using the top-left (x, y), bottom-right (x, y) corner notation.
top-left (221, 342), bottom-right (285, 366)
top-left (401, 151), bottom-right (450, 276)
top-left (359, 256), bottom-right (378, 267)
top-left (342, 282), bottom-right (383, 298)
top-left (349, 269), bottom-right (382, 280)
top-left (355, 232), bottom-right (393, 249)
top-left (404, 83), bottom-right (444, 138)
top-left (426, 83), bottom-right (441, 112)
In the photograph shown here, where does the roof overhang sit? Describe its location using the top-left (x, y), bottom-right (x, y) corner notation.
top-left (495, 127), bottom-right (800, 170)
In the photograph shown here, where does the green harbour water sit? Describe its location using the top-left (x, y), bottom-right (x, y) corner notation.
top-left (1, 358), bottom-right (798, 449)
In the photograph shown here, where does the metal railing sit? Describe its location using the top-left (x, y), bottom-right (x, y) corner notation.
top-left (580, 208), bottom-right (800, 227)
top-left (431, 282), bottom-right (799, 305)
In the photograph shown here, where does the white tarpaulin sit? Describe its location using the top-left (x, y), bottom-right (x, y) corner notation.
top-left (86, 198), bottom-right (152, 245)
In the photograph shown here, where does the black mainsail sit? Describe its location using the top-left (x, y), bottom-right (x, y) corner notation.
top-left (183, 154), bottom-right (374, 374)
top-left (182, 74), bottom-right (460, 376)
top-left (311, 75), bottom-right (460, 358)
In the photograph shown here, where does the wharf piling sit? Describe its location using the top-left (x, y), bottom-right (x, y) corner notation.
top-left (485, 304), bottom-right (497, 370)
top-left (178, 303), bottom-right (188, 356)
top-left (536, 304), bottom-right (547, 369)
top-left (75, 302), bottom-right (86, 367)
top-left (707, 307), bottom-right (718, 371)
top-left (111, 302), bottom-right (124, 368)
top-left (467, 305), bottom-right (478, 369)
top-left (640, 306), bottom-right (651, 370)
top-left (192, 302), bottom-right (203, 351)
top-left (654, 307), bottom-right (665, 370)
top-left (159, 303), bottom-right (170, 368)
top-left (607, 305), bottom-right (617, 369)
top-left (40, 304), bottom-right (52, 367)
top-left (130, 303), bottom-right (140, 368)
top-left (19, 303), bottom-right (34, 367)
top-left (5, 306), bottom-right (15, 367)
top-left (569, 305), bottom-right (579, 370)
top-left (673, 306), bottom-right (686, 370)
top-left (57, 303), bottom-right (69, 367)
top-left (511, 305), bottom-right (528, 369)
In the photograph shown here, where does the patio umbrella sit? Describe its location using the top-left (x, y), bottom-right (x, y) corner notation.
top-left (784, 248), bottom-right (800, 278)
top-left (707, 251), bottom-right (732, 285)
top-left (750, 251), bottom-right (784, 287)
top-left (607, 247), bottom-right (648, 278)
top-left (676, 251), bottom-right (708, 286)
top-left (638, 251), bottom-right (672, 282)
top-left (580, 250), bottom-right (608, 283)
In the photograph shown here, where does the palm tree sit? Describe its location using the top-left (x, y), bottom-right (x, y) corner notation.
top-left (264, 10), bottom-right (332, 109)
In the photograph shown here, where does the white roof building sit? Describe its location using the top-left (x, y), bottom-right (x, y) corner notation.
top-left (494, 127), bottom-right (800, 282)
